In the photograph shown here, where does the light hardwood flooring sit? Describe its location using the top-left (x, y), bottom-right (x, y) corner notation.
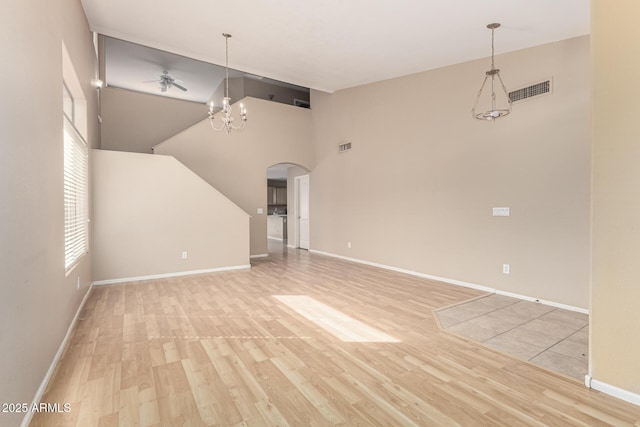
top-left (31, 243), bottom-right (640, 426)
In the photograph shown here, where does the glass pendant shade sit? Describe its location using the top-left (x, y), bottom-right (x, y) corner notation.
top-left (472, 23), bottom-right (512, 121)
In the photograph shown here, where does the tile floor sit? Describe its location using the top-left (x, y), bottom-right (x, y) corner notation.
top-left (435, 294), bottom-right (588, 380)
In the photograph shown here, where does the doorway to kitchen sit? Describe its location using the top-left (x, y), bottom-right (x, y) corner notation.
top-left (266, 163), bottom-right (310, 253)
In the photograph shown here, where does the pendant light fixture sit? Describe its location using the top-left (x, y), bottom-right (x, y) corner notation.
top-left (472, 23), bottom-right (512, 121)
top-left (209, 33), bottom-right (247, 134)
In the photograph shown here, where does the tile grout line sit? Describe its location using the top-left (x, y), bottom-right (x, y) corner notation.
top-left (529, 324), bottom-right (590, 361)
top-left (481, 307), bottom-right (560, 345)
top-left (439, 295), bottom-right (521, 328)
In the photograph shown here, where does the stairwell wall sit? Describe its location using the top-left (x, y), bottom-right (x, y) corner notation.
top-left (92, 149), bottom-right (250, 282)
top-left (154, 97), bottom-right (313, 256)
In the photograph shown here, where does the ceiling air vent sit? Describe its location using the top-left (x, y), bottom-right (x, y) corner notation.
top-left (338, 142), bottom-right (352, 154)
top-left (508, 78), bottom-right (552, 103)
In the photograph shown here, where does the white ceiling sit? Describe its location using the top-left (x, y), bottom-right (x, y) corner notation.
top-left (82, 0), bottom-right (590, 94)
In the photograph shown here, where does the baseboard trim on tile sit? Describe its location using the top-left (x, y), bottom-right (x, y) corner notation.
top-left (21, 284), bottom-right (94, 427)
top-left (250, 253), bottom-right (269, 259)
top-left (309, 249), bottom-right (588, 314)
top-left (585, 375), bottom-right (640, 406)
top-left (92, 264), bottom-right (251, 286)
top-left (494, 290), bottom-right (588, 314)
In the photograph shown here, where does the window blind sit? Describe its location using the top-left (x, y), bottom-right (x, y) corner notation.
top-left (63, 118), bottom-right (88, 270)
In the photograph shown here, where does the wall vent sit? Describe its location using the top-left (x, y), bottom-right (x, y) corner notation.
top-left (509, 78), bottom-right (552, 103)
top-left (338, 142), bottom-right (352, 153)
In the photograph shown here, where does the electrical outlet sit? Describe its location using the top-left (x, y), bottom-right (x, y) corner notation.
top-left (503, 264), bottom-right (510, 274)
top-left (493, 207), bottom-right (510, 217)
top-left (181, 251), bottom-right (188, 259)
top-left (347, 242), bottom-right (352, 249)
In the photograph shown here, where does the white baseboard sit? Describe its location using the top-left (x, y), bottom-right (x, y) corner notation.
top-left (92, 264), bottom-right (251, 286)
top-left (494, 289), bottom-right (588, 314)
top-left (21, 284), bottom-right (94, 427)
top-left (267, 236), bottom-right (284, 241)
top-left (309, 249), bottom-right (588, 314)
top-left (250, 253), bottom-right (269, 259)
top-left (287, 244), bottom-right (297, 249)
top-left (585, 375), bottom-right (640, 406)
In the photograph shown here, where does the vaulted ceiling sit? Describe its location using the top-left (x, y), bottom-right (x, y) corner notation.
top-left (81, 0), bottom-right (589, 93)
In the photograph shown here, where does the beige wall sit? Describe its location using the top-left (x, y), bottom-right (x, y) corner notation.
top-left (0, 1), bottom-right (99, 424)
top-left (154, 97), bottom-right (313, 256)
top-left (92, 150), bottom-right (250, 282)
top-left (101, 86), bottom-right (207, 153)
top-left (590, 1), bottom-right (640, 395)
top-left (310, 36), bottom-right (591, 308)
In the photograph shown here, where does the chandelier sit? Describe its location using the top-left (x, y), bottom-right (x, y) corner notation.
top-left (472, 23), bottom-right (512, 121)
top-left (209, 33), bottom-right (247, 133)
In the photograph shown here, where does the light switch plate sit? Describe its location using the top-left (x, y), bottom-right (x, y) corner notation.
top-left (257, 208), bottom-right (263, 214)
top-left (493, 207), bottom-right (510, 217)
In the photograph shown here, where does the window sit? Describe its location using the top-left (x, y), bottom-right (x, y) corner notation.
top-left (63, 88), bottom-right (88, 271)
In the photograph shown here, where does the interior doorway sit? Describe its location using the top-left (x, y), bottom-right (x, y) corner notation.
top-left (265, 164), bottom-right (310, 251)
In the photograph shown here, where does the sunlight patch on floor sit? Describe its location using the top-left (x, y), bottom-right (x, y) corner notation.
top-left (274, 295), bottom-right (400, 343)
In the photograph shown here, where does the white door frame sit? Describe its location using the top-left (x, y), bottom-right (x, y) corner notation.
top-left (294, 174), bottom-right (310, 249)
top-left (292, 177), bottom-right (299, 248)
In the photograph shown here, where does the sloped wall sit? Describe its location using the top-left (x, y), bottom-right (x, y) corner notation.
top-left (154, 97), bottom-right (313, 256)
top-left (92, 149), bottom-right (250, 282)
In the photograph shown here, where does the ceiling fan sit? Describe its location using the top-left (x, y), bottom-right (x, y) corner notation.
top-left (149, 70), bottom-right (187, 92)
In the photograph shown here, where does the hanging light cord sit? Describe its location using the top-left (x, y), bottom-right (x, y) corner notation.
top-left (490, 26), bottom-right (496, 71)
top-left (224, 34), bottom-right (230, 110)
top-left (208, 33), bottom-right (247, 133)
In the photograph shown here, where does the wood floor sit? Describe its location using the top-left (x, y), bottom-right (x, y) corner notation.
top-left (31, 244), bottom-right (640, 426)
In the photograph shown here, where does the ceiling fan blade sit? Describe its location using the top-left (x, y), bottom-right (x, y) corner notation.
top-left (172, 82), bottom-right (188, 91)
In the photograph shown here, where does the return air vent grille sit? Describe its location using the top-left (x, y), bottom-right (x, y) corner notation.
top-left (338, 142), bottom-right (352, 153)
top-left (508, 79), bottom-right (552, 103)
